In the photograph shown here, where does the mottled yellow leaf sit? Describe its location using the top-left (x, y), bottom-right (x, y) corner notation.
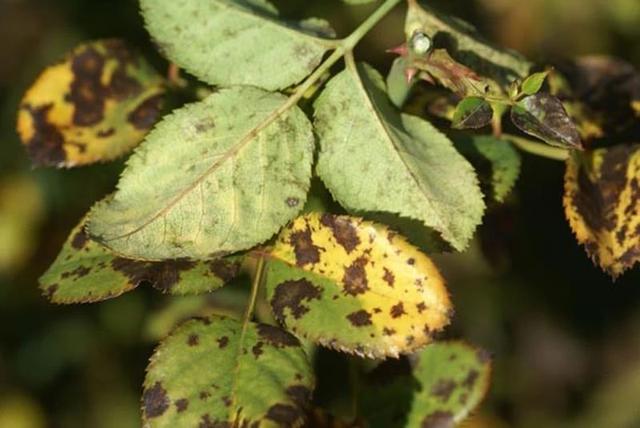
top-left (564, 145), bottom-right (640, 277)
top-left (265, 213), bottom-right (452, 358)
top-left (17, 39), bottom-right (165, 167)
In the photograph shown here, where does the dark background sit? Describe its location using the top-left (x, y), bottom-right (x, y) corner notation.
top-left (1, 0), bottom-right (640, 427)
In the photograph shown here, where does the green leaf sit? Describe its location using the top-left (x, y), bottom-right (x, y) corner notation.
top-left (454, 135), bottom-right (521, 202)
top-left (265, 213), bottom-right (453, 359)
top-left (16, 39), bottom-right (165, 167)
top-left (140, 0), bottom-right (334, 91)
top-left (40, 216), bottom-right (241, 303)
top-left (89, 87), bottom-right (314, 260)
top-left (405, 341), bottom-right (492, 428)
top-left (387, 57), bottom-right (414, 108)
top-left (314, 62), bottom-right (485, 251)
top-left (521, 71), bottom-right (550, 96)
top-left (343, 0), bottom-right (378, 4)
top-left (143, 316), bottom-right (314, 427)
top-left (511, 93), bottom-right (583, 149)
top-left (452, 97), bottom-right (493, 129)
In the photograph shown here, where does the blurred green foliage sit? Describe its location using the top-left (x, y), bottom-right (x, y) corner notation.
top-left (1, 1), bottom-right (640, 427)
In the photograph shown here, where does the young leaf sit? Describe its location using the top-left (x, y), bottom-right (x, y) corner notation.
top-left (143, 316), bottom-right (314, 427)
top-left (89, 87), bottom-right (314, 260)
top-left (511, 93), bottom-right (582, 149)
top-left (140, 0), bottom-right (335, 91)
top-left (454, 135), bottom-right (521, 203)
top-left (404, 0), bottom-right (531, 82)
top-left (452, 97), bottom-right (493, 129)
top-left (564, 145), bottom-right (640, 278)
top-left (521, 71), bottom-right (550, 96)
top-left (16, 39), bottom-right (165, 167)
top-left (405, 342), bottom-right (492, 428)
top-left (314, 62), bottom-right (485, 251)
top-left (264, 213), bottom-right (453, 358)
top-left (40, 216), bottom-right (241, 303)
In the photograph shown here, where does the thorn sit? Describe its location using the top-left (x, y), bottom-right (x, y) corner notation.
top-left (387, 43), bottom-right (408, 57)
top-left (405, 67), bottom-right (418, 83)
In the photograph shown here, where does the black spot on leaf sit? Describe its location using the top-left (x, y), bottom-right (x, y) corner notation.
top-left (290, 226), bottom-right (322, 266)
top-left (320, 213), bottom-right (361, 253)
top-left (143, 382), bottom-right (170, 418)
top-left (256, 324), bottom-right (300, 348)
top-left (346, 310), bottom-right (372, 327)
top-left (271, 279), bottom-right (321, 322)
top-left (343, 257), bottom-right (369, 296)
top-left (265, 403), bottom-right (302, 426)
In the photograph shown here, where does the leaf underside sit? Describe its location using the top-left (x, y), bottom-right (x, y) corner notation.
top-left (564, 145), bottom-right (640, 278)
top-left (143, 316), bottom-right (314, 428)
top-left (40, 216), bottom-right (240, 303)
top-left (265, 213), bottom-right (452, 358)
top-left (140, 0), bottom-right (334, 91)
top-left (89, 86), bottom-right (314, 260)
top-left (16, 39), bottom-right (165, 167)
top-left (314, 62), bottom-right (485, 251)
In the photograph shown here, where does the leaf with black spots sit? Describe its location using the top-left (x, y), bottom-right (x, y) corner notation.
top-left (564, 145), bottom-right (640, 278)
top-left (89, 86), bottom-right (314, 260)
top-left (140, 0), bottom-right (335, 91)
top-left (314, 62), bottom-right (485, 251)
top-left (510, 93), bottom-right (582, 149)
top-left (405, 341), bottom-right (491, 428)
top-left (143, 316), bottom-right (314, 427)
top-left (452, 97), bottom-right (493, 130)
top-left (265, 213), bottom-right (452, 358)
top-left (40, 216), bottom-right (241, 303)
top-left (16, 39), bottom-right (165, 167)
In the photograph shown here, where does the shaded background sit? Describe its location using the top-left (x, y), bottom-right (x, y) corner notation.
top-left (1, 0), bottom-right (640, 427)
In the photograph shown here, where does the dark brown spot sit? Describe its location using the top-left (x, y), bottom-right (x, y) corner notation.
top-left (68, 47), bottom-right (107, 126)
top-left (62, 265), bottom-right (91, 279)
top-left (290, 226), bottom-right (322, 266)
top-left (383, 327), bottom-right (396, 336)
top-left (199, 391), bottom-right (211, 400)
top-left (22, 103), bottom-right (66, 166)
top-left (187, 334), bottom-right (199, 346)
top-left (221, 396), bottom-right (232, 407)
top-left (286, 385), bottom-right (312, 407)
top-left (217, 336), bottom-right (229, 348)
top-left (431, 379), bottom-right (457, 401)
top-left (97, 128), bottom-right (115, 138)
top-left (256, 324), bottom-right (300, 348)
top-left (143, 382), bottom-right (169, 418)
top-left (421, 411), bottom-right (454, 428)
top-left (320, 213), bottom-right (361, 253)
top-left (390, 302), bottom-right (406, 318)
top-left (286, 197), bottom-right (300, 207)
top-left (195, 118), bottom-right (215, 133)
top-left (109, 67), bottom-right (142, 100)
top-left (271, 279), bottom-right (322, 322)
top-left (346, 310), bottom-right (372, 327)
top-left (175, 398), bottom-right (188, 412)
top-left (128, 94), bottom-right (164, 130)
top-left (416, 302), bottom-right (427, 313)
top-left (383, 268), bottom-right (395, 287)
top-left (209, 259), bottom-right (240, 283)
top-left (252, 342), bottom-right (264, 358)
top-left (343, 256), bottom-right (369, 296)
top-left (44, 284), bottom-right (58, 300)
top-left (265, 404), bottom-right (302, 426)
top-left (462, 369), bottom-right (479, 388)
top-left (407, 258), bottom-right (416, 265)
top-left (71, 228), bottom-right (89, 249)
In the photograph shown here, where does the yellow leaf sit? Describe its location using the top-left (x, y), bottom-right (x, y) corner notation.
top-left (265, 213), bottom-right (452, 358)
top-left (16, 39), bottom-right (165, 167)
top-left (564, 145), bottom-right (640, 277)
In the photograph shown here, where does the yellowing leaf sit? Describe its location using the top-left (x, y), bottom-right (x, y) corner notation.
top-left (17, 39), bottom-right (165, 167)
top-left (564, 145), bottom-right (640, 278)
top-left (265, 213), bottom-right (452, 358)
top-left (40, 216), bottom-right (241, 303)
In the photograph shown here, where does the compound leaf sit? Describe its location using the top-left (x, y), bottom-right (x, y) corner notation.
top-left (452, 97), bottom-right (493, 129)
top-left (17, 39), bottom-right (165, 167)
top-left (143, 316), bottom-right (314, 427)
top-left (140, 0), bottom-right (335, 91)
top-left (265, 213), bottom-right (453, 358)
top-left (564, 145), bottom-right (640, 278)
top-left (314, 63), bottom-right (485, 251)
top-left (40, 216), bottom-right (241, 303)
top-left (89, 87), bottom-right (314, 260)
top-left (406, 341), bottom-right (492, 428)
top-left (511, 93), bottom-right (582, 149)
